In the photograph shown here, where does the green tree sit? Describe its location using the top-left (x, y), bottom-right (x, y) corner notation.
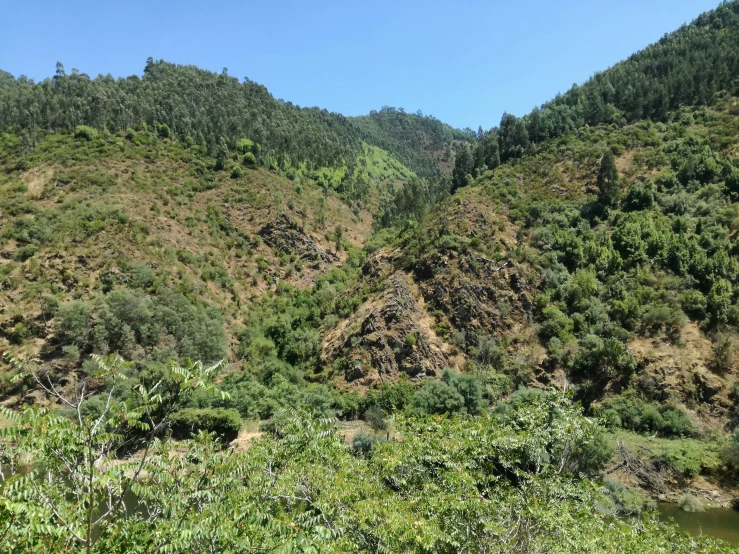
top-left (499, 112), bottom-right (529, 161)
top-left (451, 143), bottom-right (474, 192)
top-left (0, 354), bottom-right (227, 553)
top-left (334, 224), bottom-right (343, 253)
top-left (597, 150), bottom-right (620, 207)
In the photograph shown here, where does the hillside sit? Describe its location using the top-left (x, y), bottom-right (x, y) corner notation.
top-left (352, 106), bottom-right (473, 177)
top-left (3, 1), bottom-right (739, 551)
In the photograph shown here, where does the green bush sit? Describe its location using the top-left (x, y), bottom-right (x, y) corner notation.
top-left (54, 287), bottom-right (227, 363)
top-left (13, 244), bottom-right (38, 262)
top-left (568, 427), bottom-right (613, 477)
top-left (170, 408), bottom-right (242, 443)
top-left (352, 431), bottom-right (386, 458)
top-left (678, 493), bottom-right (705, 513)
top-left (156, 123), bottom-right (171, 138)
top-left (411, 381), bottom-right (465, 416)
top-left (539, 305), bottom-right (573, 340)
top-left (360, 381), bottom-right (414, 414)
top-left (6, 321), bottom-right (31, 345)
top-left (74, 125), bottom-right (98, 141)
top-left (571, 335), bottom-right (636, 381)
top-left (600, 395), bottom-right (695, 438)
top-left (720, 429), bottom-right (739, 475)
top-left (62, 344), bottom-right (80, 365)
top-left (364, 405), bottom-right (388, 431)
top-left (230, 165), bottom-right (243, 179)
top-left (243, 152), bottom-right (257, 166)
top-left (441, 369), bottom-right (484, 415)
top-left (681, 290), bottom-right (707, 320)
top-left (600, 480), bottom-right (653, 516)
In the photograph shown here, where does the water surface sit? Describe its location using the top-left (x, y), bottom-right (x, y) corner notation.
top-left (657, 503), bottom-right (739, 544)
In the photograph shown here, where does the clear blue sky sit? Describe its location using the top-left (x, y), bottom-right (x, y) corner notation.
top-left (0, 0), bottom-right (721, 130)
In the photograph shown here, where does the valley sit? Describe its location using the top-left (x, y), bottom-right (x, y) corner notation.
top-left (2, 1), bottom-right (739, 551)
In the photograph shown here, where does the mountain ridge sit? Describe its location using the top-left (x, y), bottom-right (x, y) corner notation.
top-left (2, 1), bottom-right (739, 549)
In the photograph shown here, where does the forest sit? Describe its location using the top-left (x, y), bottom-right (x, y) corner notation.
top-left (2, 1), bottom-right (739, 552)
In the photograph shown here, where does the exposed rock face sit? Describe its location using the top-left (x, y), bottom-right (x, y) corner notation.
top-left (628, 323), bottom-right (736, 426)
top-left (325, 270), bottom-right (448, 387)
top-left (258, 214), bottom-right (337, 269)
top-left (414, 251), bottom-right (533, 347)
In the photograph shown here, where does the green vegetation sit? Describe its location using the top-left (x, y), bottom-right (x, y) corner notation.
top-left (2, 361), bottom-right (730, 552)
top-left (353, 106), bottom-right (472, 178)
top-left (170, 407), bottom-right (242, 442)
top-left (4, 0), bottom-right (739, 549)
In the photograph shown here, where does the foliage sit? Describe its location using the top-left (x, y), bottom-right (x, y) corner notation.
top-left (599, 394), bottom-right (696, 438)
top-left (351, 430), bottom-right (387, 458)
top-left (170, 407), bottom-right (242, 443)
top-left (55, 285), bottom-right (227, 364)
top-left (2, 387), bottom-right (729, 552)
top-left (352, 106), bottom-right (470, 179)
top-left (720, 428), bottom-right (739, 476)
top-left (0, 354), bottom-right (228, 553)
top-left (411, 369), bottom-right (484, 416)
top-left (678, 493), bottom-right (706, 513)
top-left (597, 150), bottom-right (620, 207)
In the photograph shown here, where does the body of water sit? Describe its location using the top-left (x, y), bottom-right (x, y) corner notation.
top-left (657, 503), bottom-right (739, 544)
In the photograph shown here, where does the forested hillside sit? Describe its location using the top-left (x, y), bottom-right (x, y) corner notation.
top-left (352, 106), bottom-right (472, 177)
top-left (0, 60), bottom-right (459, 179)
top-left (2, 1), bottom-right (739, 552)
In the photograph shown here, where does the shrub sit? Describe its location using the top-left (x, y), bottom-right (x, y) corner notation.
top-left (404, 333), bottom-right (417, 348)
top-left (681, 290), bottom-right (707, 320)
top-left (707, 278), bottom-right (733, 324)
top-left (243, 152), bottom-right (257, 166)
top-left (713, 333), bottom-right (736, 373)
top-left (352, 431), bottom-right (386, 458)
top-left (623, 182), bottom-right (655, 211)
top-left (170, 408), bottom-right (242, 443)
top-left (13, 244), bottom-right (38, 262)
top-left (360, 382), bottom-right (414, 414)
top-left (677, 493), bottom-right (705, 513)
top-left (62, 344), bottom-right (80, 365)
top-left (236, 138), bottom-right (256, 154)
top-left (441, 369), bottom-right (484, 415)
top-left (568, 427), bottom-right (613, 477)
top-left (156, 123), bottom-right (170, 138)
top-left (571, 335), bottom-right (637, 381)
top-left (411, 381), bottom-right (465, 416)
top-left (720, 429), bottom-right (739, 475)
top-left (364, 405), bottom-right (388, 431)
top-left (539, 305), bottom-right (573, 341)
top-left (600, 480), bottom-right (653, 516)
top-left (600, 395), bottom-right (695, 438)
top-left (74, 125), bottom-right (98, 141)
top-left (230, 165), bottom-right (243, 179)
top-left (7, 321), bottom-right (31, 345)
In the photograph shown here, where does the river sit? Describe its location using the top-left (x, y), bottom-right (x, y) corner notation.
top-left (657, 503), bottom-right (739, 544)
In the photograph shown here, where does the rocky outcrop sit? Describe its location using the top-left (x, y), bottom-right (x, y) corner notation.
top-left (258, 214), bottom-right (337, 269)
top-left (414, 250), bottom-right (533, 347)
top-left (628, 323), bottom-right (736, 426)
top-left (325, 271), bottom-right (448, 387)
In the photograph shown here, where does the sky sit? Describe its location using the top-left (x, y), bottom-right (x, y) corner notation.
top-left (0, 0), bottom-right (722, 130)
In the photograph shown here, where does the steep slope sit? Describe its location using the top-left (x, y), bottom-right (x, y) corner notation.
top-left (0, 60), bottom-right (457, 185)
top-left (2, 0), bottom-right (739, 512)
top-left (394, 99), bottom-right (739, 429)
top-left (353, 107), bottom-right (473, 177)
top-left (512, 1), bottom-right (739, 148)
top-left (0, 128), bottom-right (378, 395)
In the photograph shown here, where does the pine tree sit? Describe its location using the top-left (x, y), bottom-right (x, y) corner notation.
top-left (451, 145), bottom-right (474, 192)
top-left (597, 150), bottom-right (620, 207)
top-left (334, 225), bottom-right (343, 253)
